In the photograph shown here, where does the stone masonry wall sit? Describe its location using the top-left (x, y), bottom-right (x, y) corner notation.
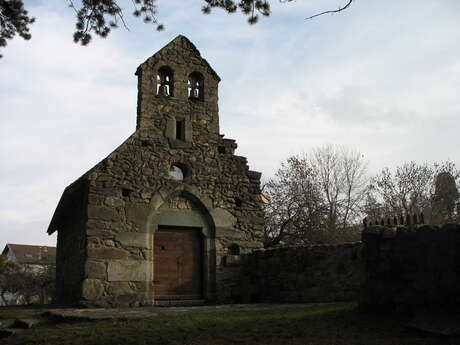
top-left (362, 223), bottom-right (460, 312)
top-left (53, 36), bottom-right (265, 307)
top-left (226, 242), bottom-right (365, 303)
top-left (54, 179), bottom-right (88, 305)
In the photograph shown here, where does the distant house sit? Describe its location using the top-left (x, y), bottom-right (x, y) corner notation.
top-left (2, 244), bottom-right (56, 270)
top-left (0, 244), bottom-right (56, 306)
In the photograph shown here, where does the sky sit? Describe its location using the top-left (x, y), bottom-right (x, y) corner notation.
top-left (1, 0), bottom-right (459, 249)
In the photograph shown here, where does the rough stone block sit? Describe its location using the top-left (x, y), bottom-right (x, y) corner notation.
top-left (105, 196), bottom-right (124, 207)
top-left (108, 282), bottom-right (133, 295)
top-left (142, 168), bottom-right (153, 176)
top-left (107, 222), bottom-right (125, 233)
top-left (149, 193), bottom-right (165, 212)
top-left (125, 203), bottom-right (150, 229)
top-left (82, 279), bottom-right (105, 300)
top-left (141, 190), bottom-right (152, 199)
top-left (85, 260), bottom-right (107, 279)
top-left (88, 194), bottom-right (105, 205)
top-left (88, 247), bottom-right (129, 260)
top-left (243, 241), bottom-right (264, 249)
top-left (88, 205), bottom-right (120, 221)
top-left (107, 260), bottom-right (150, 281)
top-left (247, 214), bottom-right (265, 225)
top-left (216, 227), bottom-right (244, 240)
top-left (115, 294), bottom-right (139, 308)
top-left (104, 239), bottom-right (115, 247)
top-left (211, 208), bottom-right (237, 228)
top-left (132, 281), bottom-right (154, 293)
top-left (87, 228), bottom-right (114, 237)
top-left (141, 249), bottom-right (153, 261)
top-left (116, 232), bottom-right (150, 249)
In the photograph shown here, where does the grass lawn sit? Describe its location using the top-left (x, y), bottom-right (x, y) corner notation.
top-left (0, 302), bottom-right (457, 345)
top-left (0, 305), bottom-right (51, 320)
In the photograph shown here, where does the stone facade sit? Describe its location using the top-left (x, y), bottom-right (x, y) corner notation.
top-left (47, 36), bottom-right (264, 307)
top-left (361, 223), bottom-right (460, 312)
top-left (232, 243), bottom-right (364, 303)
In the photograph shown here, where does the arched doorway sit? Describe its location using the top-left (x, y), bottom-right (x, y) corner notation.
top-left (152, 193), bottom-right (215, 302)
top-left (154, 227), bottom-right (203, 300)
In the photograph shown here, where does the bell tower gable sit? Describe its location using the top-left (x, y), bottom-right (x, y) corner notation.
top-left (135, 36), bottom-right (221, 140)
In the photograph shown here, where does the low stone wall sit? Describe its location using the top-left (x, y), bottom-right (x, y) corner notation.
top-left (227, 242), bottom-right (364, 303)
top-left (361, 223), bottom-right (460, 312)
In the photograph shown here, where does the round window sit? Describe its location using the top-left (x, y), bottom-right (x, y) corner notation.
top-left (169, 165), bottom-right (184, 180)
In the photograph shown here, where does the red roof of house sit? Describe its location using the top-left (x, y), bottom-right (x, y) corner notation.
top-left (2, 244), bottom-right (56, 265)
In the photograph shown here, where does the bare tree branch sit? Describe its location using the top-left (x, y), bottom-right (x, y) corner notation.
top-left (264, 145), bottom-right (367, 247)
top-left (306, 0), bottom-right (353, 20)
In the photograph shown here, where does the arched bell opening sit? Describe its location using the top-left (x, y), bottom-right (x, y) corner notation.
top-left (187, 72), bottom-right (204, 101)
top-left (156, 66), bottom-right (174, 97)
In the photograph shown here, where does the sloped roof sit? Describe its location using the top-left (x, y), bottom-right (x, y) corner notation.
top-left (47, 133), bottom-right (138, 235)
top-left (2, 244), bottom-right (56, 265)
top-left (136, 35), bottom-right (221, 82)
top-left (46, 175), bottom-right (87, 235)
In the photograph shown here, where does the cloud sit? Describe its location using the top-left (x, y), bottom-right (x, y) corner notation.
top-left (0, 0), bottom-right (459, 249)
top-left (0, 4), bottom-right (137, 247)
top-left (0, 220), bottom-right (57, 252)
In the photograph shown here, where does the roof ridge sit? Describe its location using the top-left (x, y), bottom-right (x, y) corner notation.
top-left (136, 35), bottom-right (221, 82)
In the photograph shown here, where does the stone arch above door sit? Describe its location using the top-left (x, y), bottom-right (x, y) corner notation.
top-left (146, 185), bottom-right (216, 238)
top-left (153, 195), bottom-right (212, 238)
top-left (147, 187), bottom-right (217, 302)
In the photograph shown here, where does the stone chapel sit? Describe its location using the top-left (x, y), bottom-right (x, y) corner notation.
top-left (47, 35), bottom-right (264, 307)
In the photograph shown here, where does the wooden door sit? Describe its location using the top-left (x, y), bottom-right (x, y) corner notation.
top-left (154, 228), bottom-right (203, 300)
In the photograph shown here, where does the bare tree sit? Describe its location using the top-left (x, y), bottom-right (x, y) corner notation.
top-left (263, 154), bottom-right (326, 247)
top-left (312, 145), bottom-right (368, 232)
top-left (366, 160), bottom-right (460, 224)
top-left (264, 145), bottom-right (368, 247)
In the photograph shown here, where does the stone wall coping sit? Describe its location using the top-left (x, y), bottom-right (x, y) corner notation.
top-left (362, 223), bottom-right (460, 241)
top-left (252, 242), bottom-right (363, 254)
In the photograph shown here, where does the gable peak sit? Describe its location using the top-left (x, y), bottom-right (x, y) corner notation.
top-left (136, 35), bottom-right (220, 81)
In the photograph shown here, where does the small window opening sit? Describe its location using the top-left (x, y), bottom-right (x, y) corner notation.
top-left (122, 188), bottom-right (131, 197)
top-left (228, 244), bottom-right (240, 255)
top-left (169, 165), bottom-right (184, 181)
top-left (235, 198), bottom-right (243, 208)
top-left (175, 119), bottom-right (185, 140)
top-left (160, 245), bottom-right (166, 251)
top-left (188, 72), bottom-right (204, 100)
top-left (218, 146), bottom-right (226, 154)
top-left (141, 140), bottom-right (149, 147)
top-left (156, 66), bottom-right (174, 96)
top-left (24, 253), bottom-right (33, 259)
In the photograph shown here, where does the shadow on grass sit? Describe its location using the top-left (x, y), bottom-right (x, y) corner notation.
top-left (0, 305), bottom-right (55, 321)
top-left (2, 303), bottom-right (459, 345)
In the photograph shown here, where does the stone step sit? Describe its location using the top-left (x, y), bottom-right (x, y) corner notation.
top-left (154, 299), bottom-right (205, 307)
